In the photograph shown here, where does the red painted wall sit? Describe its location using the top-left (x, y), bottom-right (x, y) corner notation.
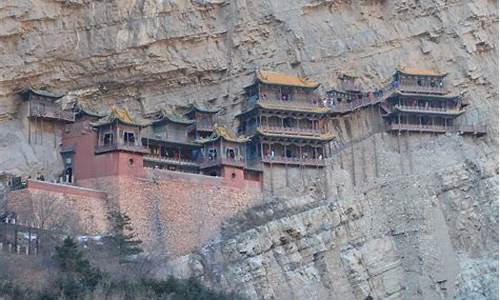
top-left (222, 166), bottom-right (246, 188)
top-left (62, 117), bottom-right (145, 182)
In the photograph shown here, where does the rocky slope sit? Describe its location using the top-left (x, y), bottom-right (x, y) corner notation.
top-left (0, 0), bottom-right (498, 299)
top-left (167, 132), bottom-right (498, 300)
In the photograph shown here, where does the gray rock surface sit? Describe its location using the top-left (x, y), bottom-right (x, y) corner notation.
top-left (0, 0), bottom-right (497, 299)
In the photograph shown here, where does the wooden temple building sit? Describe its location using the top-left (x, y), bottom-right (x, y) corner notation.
top-left (382, 67), bottom-right (486, 136)
top-left (142, 109), bottom-right (201, 174)
top-left (237, 71), bottom-right (335, 168)
top-left (184, 102), bottom-right (220, 139)
top-left (19, 88), bottom-right (74, 147)
top-left (15, 67), bottom-right (486, 189)
top-left (20, 88), bottom-right (74, 123)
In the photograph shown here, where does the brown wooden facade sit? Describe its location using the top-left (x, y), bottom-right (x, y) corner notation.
top-left (238, 71), bottom-right (334, 167)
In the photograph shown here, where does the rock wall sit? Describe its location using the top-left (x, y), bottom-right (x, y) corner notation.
top-left (0, 0), bottom-right (498, 299)
top-left (0, 0), bottom-right (497, 175)
top-left (169, 151), bottom-right (497, 300)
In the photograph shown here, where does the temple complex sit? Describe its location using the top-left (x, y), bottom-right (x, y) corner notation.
top-left (12, 67), bottom-right (487, 188)
top-left (237, 71), bottom-right (334, 168)
top-left (382, 67), bottom-right (486, 136)
top-left (5, 66), bottom-right (489, 256)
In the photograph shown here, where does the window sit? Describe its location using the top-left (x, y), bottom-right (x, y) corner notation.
top-left (124, 132), bottom-right (135, 145)
top-left (208, 148), bottom-right (217, 160)
top-left (226, 148), bottom-right (236, 159)
top-left (104, 133), bottom-right (113, 145)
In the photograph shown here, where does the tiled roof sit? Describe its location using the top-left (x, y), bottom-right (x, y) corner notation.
top-left (91, 106), bottom-right (150, 127)
top-left (392, 91), bottom-right (458, 100)
top-left (74, 102), bottom-right (107, 118)
top-left (196, 125), bottom-right (250, 144)
top-left (256, 70), bottom-right (320, 89)
top-left (21, 88), bottom-right (65, 100)
top-left (187, 101), bottom-right (220, 114)
top-left (154, 109), bottom-right (195, 125)
top-left (397, 66), bottom-right (447, 77)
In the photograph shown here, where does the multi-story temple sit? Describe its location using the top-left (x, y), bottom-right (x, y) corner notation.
top-left (14, 67), bottom-right (486, 190)
top-left (237, 71), bottom-right (335, 168)
top-left (184, 102), bottom-right (219, 139)
top-left (142, 109), bottom-right (201, 174)
top-left (382, 67), bottom-right (486, 136)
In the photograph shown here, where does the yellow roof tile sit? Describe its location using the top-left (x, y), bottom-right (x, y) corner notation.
top-left (257, 70), bottom-right (320, 89)
top-left (397, 66), bottom-right (447, 77)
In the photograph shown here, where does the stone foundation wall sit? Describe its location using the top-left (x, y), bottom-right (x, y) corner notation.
top-left (77, 169), bottom-right (264, 257)
top-left (6, 180), bottom-right (109, 235)
top-left (114, 170), bottom-right (263, 257)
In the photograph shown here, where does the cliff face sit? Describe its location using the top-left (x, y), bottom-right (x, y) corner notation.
top-left (0, 0), bottom-right (498, 299)
top-left (0, 0), bottom-right (498, 175)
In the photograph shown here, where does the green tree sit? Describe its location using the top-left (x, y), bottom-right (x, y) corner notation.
top-left (53, 237), bottom-right (103, 298)
top-left (107, 211), bottom-right (143, 262)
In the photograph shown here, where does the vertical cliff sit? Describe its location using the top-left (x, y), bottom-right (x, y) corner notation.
top-left (0, 0), bottom-right (498, 299)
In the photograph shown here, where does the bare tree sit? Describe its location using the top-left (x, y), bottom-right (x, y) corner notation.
top-left (29, 193), bottom-right (80, 234)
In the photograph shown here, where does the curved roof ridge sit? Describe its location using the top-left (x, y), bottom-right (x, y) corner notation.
top-left (397, 66), bottom-right (447, 77)
top-left (256, 70), bottom-right (320, 89)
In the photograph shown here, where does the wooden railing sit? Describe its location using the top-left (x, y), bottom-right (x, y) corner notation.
top-left (388, 123), bottom-right (487, 135)
top-left (258, 125), bottom-right (324, 136)
top-left (388, 123), bottom-right (447, 132)
top-left (196, 121), bottom-right (214, 131)
top-left (394, 104), bottom-right (463, 114)
top-left (29, 104), bottom-right (74, 122)
top-left (95, 142), bottom-right (150, 154)
top-left (398, 83), bottom-right (448, 95)
top-left (144, 155), bottom-right (199, 166)
top-left (261, 156), bottom-right (325, 166)
top-left (199, 156), bottom-right (246, 169)
top-left (242, 98), bottom-right (325, 112)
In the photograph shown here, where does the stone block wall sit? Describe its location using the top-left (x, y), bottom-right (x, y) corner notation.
top-left (6, 180), bottom-right (109, 235)
top-left (115, 169), bottom-right (263, 257)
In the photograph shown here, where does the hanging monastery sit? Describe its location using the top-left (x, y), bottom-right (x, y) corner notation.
top-left (5, 67), bottom-right (487, 256)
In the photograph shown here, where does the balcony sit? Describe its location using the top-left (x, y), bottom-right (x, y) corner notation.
top-left (456, 125), bottom-right (487, 136)
top-left (242, 98), bottom-right (326, 113)
top-left (258, 125), bottom-right (324, 138)
top-left (261, 156), bottom-right (325, 167)
top-left (144, 155), bottom-right (199, 167)
top-left (95, 142), bottom-right (150, 154)
top-left (199, 156), bottom-right (246, 169)
top-left (397, 83), bottom-right (448, 95)
top-left (330, 96), bottom-right (384, 114)
top-left (29, 105), bottom-right (74, 122)
top-left (387, 123), bottom-right (486, 136)
top-left (196, 121), bottom-right (214, 131)
top-left (394, 104), bottom-right (464, 116)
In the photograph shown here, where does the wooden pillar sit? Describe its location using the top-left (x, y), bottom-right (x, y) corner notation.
top-left (28, 228), bottom-right (31, 255)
